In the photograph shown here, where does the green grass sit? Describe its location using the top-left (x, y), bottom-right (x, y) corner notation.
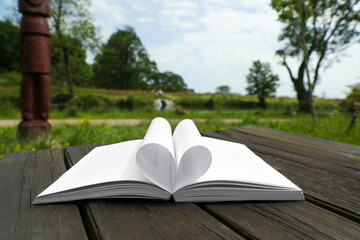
top-left (1, 114), bottom-right (358, 158)
top-left (0, 85), bottom-right (341, 119)
top-left (0, 86), bottom-right (357, 158)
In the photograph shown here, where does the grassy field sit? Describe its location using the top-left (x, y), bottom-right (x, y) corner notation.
top-left (0, 86), bottom-right (358, 158)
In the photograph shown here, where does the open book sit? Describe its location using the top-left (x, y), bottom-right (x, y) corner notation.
top-left (33, 117), bottom-right (304, 204)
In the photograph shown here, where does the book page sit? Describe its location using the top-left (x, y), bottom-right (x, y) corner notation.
top-left (136, 117), bottom-right (176, 192)
top-left (186, 137), bottom-right (301, 190)
top-left (172, 119), bottom-right (212, 192)
top-left (36, 140), bottom-right (151, 197)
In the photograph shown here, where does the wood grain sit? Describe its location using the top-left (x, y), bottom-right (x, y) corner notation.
top-left (237, 125), bottom-right (360, 158)
top-left (203, 128), bottom-right (360, 222)
top-left (0, 149), bottom-right (87, 240)
top-left (65, 146), bottom-right (242, 240)
top-left (204, 201), bottom-right (360, 240)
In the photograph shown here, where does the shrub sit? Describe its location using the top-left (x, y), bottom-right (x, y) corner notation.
top-left (223, 98), bottom-right (258, 109)
top-left (174, 106), bottom-right (187, 116)
top-left (52, 93), bottom-right (71, 110)
top-left (0, 93), bottom-right (20, 109)
top-left (175, 97), bottom-right (209, 109)
top-left (64, 104), bottom-right (78, 117)
top-left (117, 95), bottom-right (149, 110)
top-left (205, 98), bottom-right (214, 109)
top-left (0, 71), bottom-right (21, 86)
top-left (76, 94), bottom-right (101, 110)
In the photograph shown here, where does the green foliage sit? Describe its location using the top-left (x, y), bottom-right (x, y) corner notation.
top-left (0, 71), bottom-right (21, 86)
top-left (150, 71), bottom-right (187, 92)
top-left (51, 93), bottom-right (71, 110)
top-left (272, 0), bottom-right (360, 58)
top-left (340, 83), bottom-right (360, 113)
top-left (76, 94), bottom-right (101, 110)
top-left (216, 85), bottom-right (231, 94)
top-left (50, 0), bottom-right (99, 99)
top-left (93, 26), bottom-right (156, 90)
top-left (50, 0), bottom-right (99, 52)
top-left (246, 60), bottom-right (279, 109)
top-left (0, 92), bottom-right (20, 109)
top-left (0, 20), bottom-right (20, 73)
top-left (222, 98), bottom-right (258, 109)
top-left (117, 95), bottom-right (150, 110)
top-left (271, 0), bottom-right (360, 112)
top-left (175, 97), bottom-right (210, 109)
top-left (64, 104), bottom-right (78, 117)
top-left (346, 83), bottom-right (360, 102)
top-left (51, 34), bottom-right (93, 87)
top-left (93, 26), bottom-right (187, 92)
top-left (174, 106), bottom-right (187, 116)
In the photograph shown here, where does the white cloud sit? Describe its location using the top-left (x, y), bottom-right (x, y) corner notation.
top-left (92, 1), bottom-right (126, 41)
top-left (150, 3), bottom-right (282, 93)
top-left (157, 0), bottom-right (201, 30)
top-left (137, 16), bottom-right (154, 23)
top-left (130, 0), bottom-right (152, 12)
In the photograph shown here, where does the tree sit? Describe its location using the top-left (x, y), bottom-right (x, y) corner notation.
top-left (341, 83), bottom-right (360, 132)
top-left (93, 26), bottom-right (158, 90)
top-left (246, 60), bottom-right (280, 109)
top-left (50, 0), bottom-right (99, 101)
top-left (271, 0), bottom-right (360, 117)
top-left (216, 85), bottom-right (231, 94)
top-left (150, 71), bottom-right (187, 92)
top-left (0, 20), bottom-right (20, 73)
top-left (346, 83), bottom-right (360, 102)
top-left (51, 34), bottom-right (93, 87)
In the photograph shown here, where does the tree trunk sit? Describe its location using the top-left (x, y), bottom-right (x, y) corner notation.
top-left (293, 79), bottom-right (310, 112)
top-left (63, 46), bottom-right (75, 101)
top-left (283, 58), bottom-right (311, 112)
top-left (258, 96), bottom-right (266, 109)
top-left (308, 92), bottom-right (317, 122)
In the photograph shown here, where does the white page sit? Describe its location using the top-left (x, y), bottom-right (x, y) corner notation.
top-left (36, 140), bottom-right (152, 198)
top-left (136, 117), bottom-right (176, 192)
top-left (181, 137), bottom-right (302, 190)
top-left (173, 119), bottom-right (212, 192)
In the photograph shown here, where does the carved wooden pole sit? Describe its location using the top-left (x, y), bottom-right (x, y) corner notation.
top-left (18, 0), bottom-right (51, 140)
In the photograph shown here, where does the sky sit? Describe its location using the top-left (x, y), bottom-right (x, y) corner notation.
top-left (1, 0), bottom-right (359, 99)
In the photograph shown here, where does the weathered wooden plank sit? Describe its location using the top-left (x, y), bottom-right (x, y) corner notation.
top-left (65, 146), bottom-right (243, 240)
top-left (238, 125), bottom-right (360, 157)
top-left (0, 149), bottom-right (87, 240)
top-left (234, 125), bottom-right (360, 166)
top-left (203, 130), bottom-right (360, 222)
top-left (203, 201), bottom-right (360, 240)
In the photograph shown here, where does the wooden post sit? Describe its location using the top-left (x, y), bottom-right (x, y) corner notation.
top-left (18, 0), bottom-right (51, 140)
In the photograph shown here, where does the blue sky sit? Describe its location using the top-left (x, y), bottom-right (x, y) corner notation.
top-left (1, 0), bottom-right (359, 98)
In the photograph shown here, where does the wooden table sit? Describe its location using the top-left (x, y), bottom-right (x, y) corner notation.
top-left (1, 125), bottom-right (360, 239)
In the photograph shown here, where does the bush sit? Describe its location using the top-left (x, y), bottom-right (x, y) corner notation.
top-left (174, 106), bottom-right (187, 116)
top-left (64, 104), bottom-right (78, 117)
top-left (0, 71), bottom-right (21, 86)
top-left (175, 97), bottom-right (209, 109)
top-left (222, 98), bottom-right (258, 109)
top-left (0, 93), bottom-right (20, 109)
top-left (205, 98), bottom-right (214, 109)
top-left (76, 94), bottom-right (101, 110)
top-left (52, 93), bottom-right (71, 110)
top-left (117, 95), bottom-right (149, 110)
